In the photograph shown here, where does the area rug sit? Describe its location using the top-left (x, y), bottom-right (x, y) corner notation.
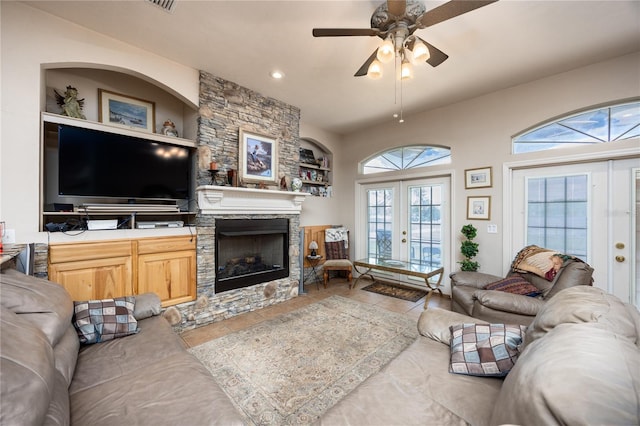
top-left (362, 281), bottom-right (428, 302)
top-left (188, 295), bottom-right (418, 425)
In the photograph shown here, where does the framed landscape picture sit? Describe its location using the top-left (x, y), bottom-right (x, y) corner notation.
top-left (467, 196), bottom-right (491, 220)
top-left (98, 89), bottom-right (155, 133)
top-left (465, 166), bottom-right (492, 189)
top-left (239, 129), bottom-right (278, 184)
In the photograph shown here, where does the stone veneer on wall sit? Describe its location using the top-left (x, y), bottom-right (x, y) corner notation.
top-left (168, 71), bottom-right (303, 332)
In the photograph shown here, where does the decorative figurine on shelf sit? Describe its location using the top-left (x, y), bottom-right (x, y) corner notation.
top-left (291, 177), bottom-right (303, 192)
top-left (161, 119), bottom-right (179, 137)
top-left (54, 86), bottom-right (86, 119)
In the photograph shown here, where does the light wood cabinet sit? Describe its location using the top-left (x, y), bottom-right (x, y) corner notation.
top-left (48, 236), bottom-right (196, 306)
top-left (137, 237), bottom-right (196, 307)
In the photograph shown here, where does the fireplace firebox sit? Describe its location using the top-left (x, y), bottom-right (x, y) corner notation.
top-left (215, 218), bottom-right (289, 293)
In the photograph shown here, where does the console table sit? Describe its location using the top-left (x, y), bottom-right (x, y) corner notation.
top-left (353, 257), bottom-right (444, 308)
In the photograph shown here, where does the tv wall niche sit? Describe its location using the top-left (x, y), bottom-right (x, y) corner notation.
top-left (42, 113), bottom-right (197, 213)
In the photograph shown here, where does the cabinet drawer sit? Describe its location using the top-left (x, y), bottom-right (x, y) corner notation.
top-left (137, 236), bottom-right (196, 255)
top-left (49, 240), bottom-right (132, 263)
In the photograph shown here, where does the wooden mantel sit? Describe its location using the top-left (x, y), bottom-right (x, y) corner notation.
top-left (196, 185), bottom-right (310, 215)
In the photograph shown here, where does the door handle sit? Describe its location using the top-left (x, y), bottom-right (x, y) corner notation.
top-left (401, 238), bottom-right (406, 243)
top-left (615, 255), bottom-right (625, 263)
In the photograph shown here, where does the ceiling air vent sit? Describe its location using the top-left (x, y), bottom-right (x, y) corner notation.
top-left (146, 0), bottom-right (176, 13)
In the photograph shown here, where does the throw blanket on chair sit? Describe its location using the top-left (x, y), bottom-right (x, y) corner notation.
top-left (325, 227), bottom-right (348, 249)
top-left (510, 245), bottom-right (580, 280)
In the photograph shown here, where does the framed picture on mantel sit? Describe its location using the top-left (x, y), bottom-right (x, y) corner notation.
top-left (98, 89), bottom-right (155, 133)
top-left (239, 129), bottom-right (278, 184)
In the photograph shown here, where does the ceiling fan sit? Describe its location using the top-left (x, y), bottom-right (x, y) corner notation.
top-left (313, 0), bottom-right (498, 78)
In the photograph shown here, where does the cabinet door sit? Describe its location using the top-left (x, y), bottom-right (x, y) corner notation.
top-left (49, 256), bottom-right (133, 301)
top-left (138, 250), bottom-right (196, 307)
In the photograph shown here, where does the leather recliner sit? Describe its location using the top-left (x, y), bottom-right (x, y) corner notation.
top-left (450, 249), bottom-right (594, 326)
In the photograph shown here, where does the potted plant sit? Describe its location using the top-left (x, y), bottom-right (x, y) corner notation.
top-left (459, 224), bottom-right (479, 271)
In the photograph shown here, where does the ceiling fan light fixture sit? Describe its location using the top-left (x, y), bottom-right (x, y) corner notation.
top-left (401, 58), bottom-right (413, 80)
top-left (376, 38), bottom-right (395, 64)
top-left (367, 60), bottom-right (383, 80)
top-left (411, 39), bottom-right (430, 62)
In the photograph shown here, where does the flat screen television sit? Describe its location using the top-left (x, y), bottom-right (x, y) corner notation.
top-left (57, 124), bottom-right (193, 201)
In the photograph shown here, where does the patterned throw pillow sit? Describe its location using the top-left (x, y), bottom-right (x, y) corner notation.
top-left (73, 297), bottom-right (139, 344)
top-left (449, 323), bottom-right (527, 377)
top-left (483, 274), bottom-right (541, 297)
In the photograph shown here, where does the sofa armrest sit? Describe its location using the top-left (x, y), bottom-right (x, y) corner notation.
top-left (133, 293), bottom-right (162, 320)
top-left (473, 290), bottom-right (545, 316)
top-left (450, 271), bottom-right (503, 289)
top-left (417, 307), bottom-right (488, 344)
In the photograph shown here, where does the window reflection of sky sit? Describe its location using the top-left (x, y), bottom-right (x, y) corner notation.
top-left (514, 101), bottom-right (639, 154)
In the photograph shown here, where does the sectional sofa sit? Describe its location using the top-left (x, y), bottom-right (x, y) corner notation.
top-left (319, 285), bottom-right (640, 425)
top-left (2, 265), bottom-right (639, 426)
top-left (0, 268), bottom-right (244, 425)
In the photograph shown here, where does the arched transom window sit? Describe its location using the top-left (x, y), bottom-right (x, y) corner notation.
top-left (513, 101), bottom-right (639, 154)
top-left (362, 145), bottom-right (451, 175)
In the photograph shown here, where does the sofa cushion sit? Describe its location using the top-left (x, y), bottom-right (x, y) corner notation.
top-left (543, 259), bottom-right (594, 299)
top-left (73, 297), bottom-right (138, 344)
top-left (319, 336), bottom-right (503, 426)
top-left (70, 315), bottom-right (187, 395)
top-left (70, 352), bottom-right (245, 426)
top-left (483, 274), bottom-right (541, 296)
top-left (0, 269), bottom-right (73, 346)
top-left (449, 323), bottom-right (526, 377)
top-left (491, 322), bottom-right (640, 425)
top-left (418, 307), bottom-right (486, 344)
top-left (0, 306), bottom-right (56, 426)
top-left (54, 324), bottom-right (80, 386)
top-left (524, 286), bottom-right (639, 350)
top-left (133, 292), bottom-right (162, 320)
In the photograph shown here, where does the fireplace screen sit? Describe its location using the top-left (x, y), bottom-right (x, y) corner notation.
top-left (215, 218), bottom-right (289, 293)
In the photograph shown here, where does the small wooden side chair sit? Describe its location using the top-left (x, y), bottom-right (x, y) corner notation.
top-left (323, 228), bottom-right (353, 288)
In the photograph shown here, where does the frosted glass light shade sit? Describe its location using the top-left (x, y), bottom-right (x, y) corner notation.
top-left (367, 60), bottom-right (383, 79)
top-left (401, 60), bottom-right (413, 79)
top-left (411, 39), bottom-right (430, 62)
top-left (376, 39), bottom-right (395, 64)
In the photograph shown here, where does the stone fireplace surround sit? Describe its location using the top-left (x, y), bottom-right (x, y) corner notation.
top-left (169, 186), bottom-right (309, 332)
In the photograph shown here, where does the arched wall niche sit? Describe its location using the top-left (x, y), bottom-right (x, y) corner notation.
top-left (41, 63), bottom-right (198, 139)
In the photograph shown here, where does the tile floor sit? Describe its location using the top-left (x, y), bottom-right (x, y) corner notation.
top-left (180, 277), bottom-right (452, 348)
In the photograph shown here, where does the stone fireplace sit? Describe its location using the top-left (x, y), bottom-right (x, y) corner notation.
top-left (168, 186), bottom-right (308, 332)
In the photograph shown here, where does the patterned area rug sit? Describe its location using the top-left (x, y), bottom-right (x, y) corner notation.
top-left (188, 295), bottom-right (418, 425)
top-left (362, 281), bottom-right (428, 302)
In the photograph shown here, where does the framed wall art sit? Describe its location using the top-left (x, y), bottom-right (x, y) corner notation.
top-left (467, 196), bottom-right (491, 220)
top-left (465, 166), bottom-right (492, 189)
top-left (239, 129), bottom-right (278, 184)
top-left (98, 89), bottom-right (155, 133)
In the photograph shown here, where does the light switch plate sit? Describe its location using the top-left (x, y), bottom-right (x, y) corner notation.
top-left (487, 224), bottom-right (498, 234)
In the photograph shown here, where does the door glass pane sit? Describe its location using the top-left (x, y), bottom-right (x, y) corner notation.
top-left (367, 189), bottom-right (393, 258)
top-left (409, 184), bottom-right (442, 266)
top-left (526, 175), bottom-right (588, 260)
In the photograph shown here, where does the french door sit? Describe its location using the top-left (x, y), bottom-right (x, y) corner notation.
top-left (360, 176), bottom-right (451, 289)
top-left (511, 158), bottom-right (639, 306)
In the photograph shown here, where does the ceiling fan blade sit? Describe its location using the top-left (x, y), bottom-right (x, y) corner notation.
top-left (354, 49), bottom-right (379, 77)
top-left (313, 28), bottom-right (380, 37)
top-left (387, 0), bottom-right (406, 17)
top-left (415, 36), bottom-right (449, 67)
top-left (417, 0), bottom-right (498, 28)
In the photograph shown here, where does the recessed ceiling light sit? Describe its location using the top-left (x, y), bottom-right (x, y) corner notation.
top-left (270, 71), bottom-right (285, 79)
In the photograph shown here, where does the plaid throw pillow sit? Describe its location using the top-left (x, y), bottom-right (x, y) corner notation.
top-left (73, 297), bottom-right (139, 344)
top-left (449, 323), bottom-right (527, 377)
top-left (483, 274), bottom-right (541, 297)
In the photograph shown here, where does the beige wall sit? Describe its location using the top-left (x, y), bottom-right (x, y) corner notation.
top-left (0, 2), bottom-right (200, 243)
top-left (2, 2), bottom-right (638, 279)
top-left (338, 52), bottom-right (640, 275)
